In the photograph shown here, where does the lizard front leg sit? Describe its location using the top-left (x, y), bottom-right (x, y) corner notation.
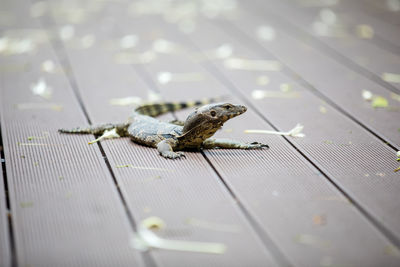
top-left (202, 138), bottom-right (269, 149)
top-left (157, 140), bottom-right (185, 159)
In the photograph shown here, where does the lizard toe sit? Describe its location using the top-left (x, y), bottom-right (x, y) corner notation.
top-left (161, 151), bottom-right (185, 159)
top-left (248, 142), bottom-right (269, 149)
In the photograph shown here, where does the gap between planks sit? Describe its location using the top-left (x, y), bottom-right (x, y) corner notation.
top-left (0, 121), bottom-right (17, 267)
top-left (37, 14), bottom-right (158, 267)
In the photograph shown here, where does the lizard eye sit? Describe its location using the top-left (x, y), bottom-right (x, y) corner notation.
top-left (210, 110), bottom-right (216, 117)
top-left (225, 105), bottom-right (231, 109)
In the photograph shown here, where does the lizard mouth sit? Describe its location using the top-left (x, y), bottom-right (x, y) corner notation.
top-left (237, 105), bottom-right (247, 114)
top-left (229, 104), bottom-right (247, 118)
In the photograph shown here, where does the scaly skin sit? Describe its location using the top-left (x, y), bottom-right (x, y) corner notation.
top-left (59, 100), bottom-right (269, 159)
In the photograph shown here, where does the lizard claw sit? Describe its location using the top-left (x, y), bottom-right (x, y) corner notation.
top-left (248, 142), bottom-right (269, 149)
top-left (161, 151), bottom-right (186, 159)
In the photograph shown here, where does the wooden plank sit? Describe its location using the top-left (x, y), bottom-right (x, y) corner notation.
top-left (90, 5), bottom-right (400, 266)
top-left (46, 4), bottom-right (281, 267)
top-left (0, 160), bottom-right (11, 267)
top-left (0, 4), bottom-right (145, 267)
top-left (258, 0), bottom-right (400, 93)
top-left (179, 3), bottom-right (400, 250)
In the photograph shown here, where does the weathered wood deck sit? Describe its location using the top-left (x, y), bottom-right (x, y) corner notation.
top-left (1, 0), bottom-right (400, 266)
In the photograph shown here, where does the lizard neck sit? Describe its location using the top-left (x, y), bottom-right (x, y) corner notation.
top-left (178, 120), bottom-right (222, 149)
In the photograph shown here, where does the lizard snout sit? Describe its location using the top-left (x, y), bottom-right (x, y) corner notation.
top-left (235, 105), bottom-right (247, 114)
top-left (225, 104), bottom-right (247, 120)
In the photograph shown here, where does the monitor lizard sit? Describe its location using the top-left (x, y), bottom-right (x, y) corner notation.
top-left (59, 99), bottom-right (269, 159)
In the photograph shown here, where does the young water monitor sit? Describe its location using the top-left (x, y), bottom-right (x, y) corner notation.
top-left (59, 99), bottom-right (269, 159)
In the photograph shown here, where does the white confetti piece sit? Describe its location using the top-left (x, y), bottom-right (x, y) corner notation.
top-left (193, 44), bottom-right (234, 61)
top-left (256, 25), bottom-right (276, 41)
top-left (157, 72), bottom-right (205, 84)
top-left (152, 39), bottom-right (176, 53)
top-left (30, 78), bottom-right (52, 100)
top-left (131, 217), bottom-right (226, 254)
top-left (120, 35), bottom-right (139, 49)
top-left (280, 83), bottom-right (292, 92)
top-left (256, 75), bottom-right (270, 85)
top-left (147, 91), bottom-right (162, 102)
top-left (81, 34), bottom-right (95, 49)
top-left (224, 58), bottom-right (282, 71)
top-left (0, 37), bottom-right (35, 55)
top-left (356, 24), bottom-right (374, 39)
top-left (88, 128), bottom-right (120, 144)
top-left (251, 90), bottom-right (300, 99)
top-left (59, 25), bottom-right (75, 41)
top-left (157, 72), bottom-right (172, 84)
top-left (109, 96), bottom-right (142, 106)
top-left (245, 124), bottom-right (305, 138)
top-left (362, 90), bottom-right (373, 101)
top-left (382, 72), bottom-right (400, 83)
top-left (319, 106), bottom-right (327, 114)
top-left (319, 8), bottom-right (336, 25)
top-left (215, 44), bottom-right (233, 58)
top-left (41, 60), bottom-right (55, 73)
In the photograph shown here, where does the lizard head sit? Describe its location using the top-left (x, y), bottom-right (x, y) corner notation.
top-left (178, 103), bottom-right (247, 148)
top-left (183, 103), bottom-right (247, 133)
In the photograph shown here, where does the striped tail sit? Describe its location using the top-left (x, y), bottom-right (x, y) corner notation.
top-left (58, 122), bottom-right (130, 135)
top-left (134, 97), bottom-right (224, 117)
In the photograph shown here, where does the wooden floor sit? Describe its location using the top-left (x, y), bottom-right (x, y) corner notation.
top-left (1, 0), bottom-right (400, 266)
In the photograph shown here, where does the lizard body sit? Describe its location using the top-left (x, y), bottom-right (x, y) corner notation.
top-left (59, 99), bottom-right (268, 159)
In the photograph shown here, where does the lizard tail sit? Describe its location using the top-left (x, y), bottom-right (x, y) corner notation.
top-left (134, 96), bottom-right (224, 117)
top-left (58, 122), bottom-right (130, 136)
